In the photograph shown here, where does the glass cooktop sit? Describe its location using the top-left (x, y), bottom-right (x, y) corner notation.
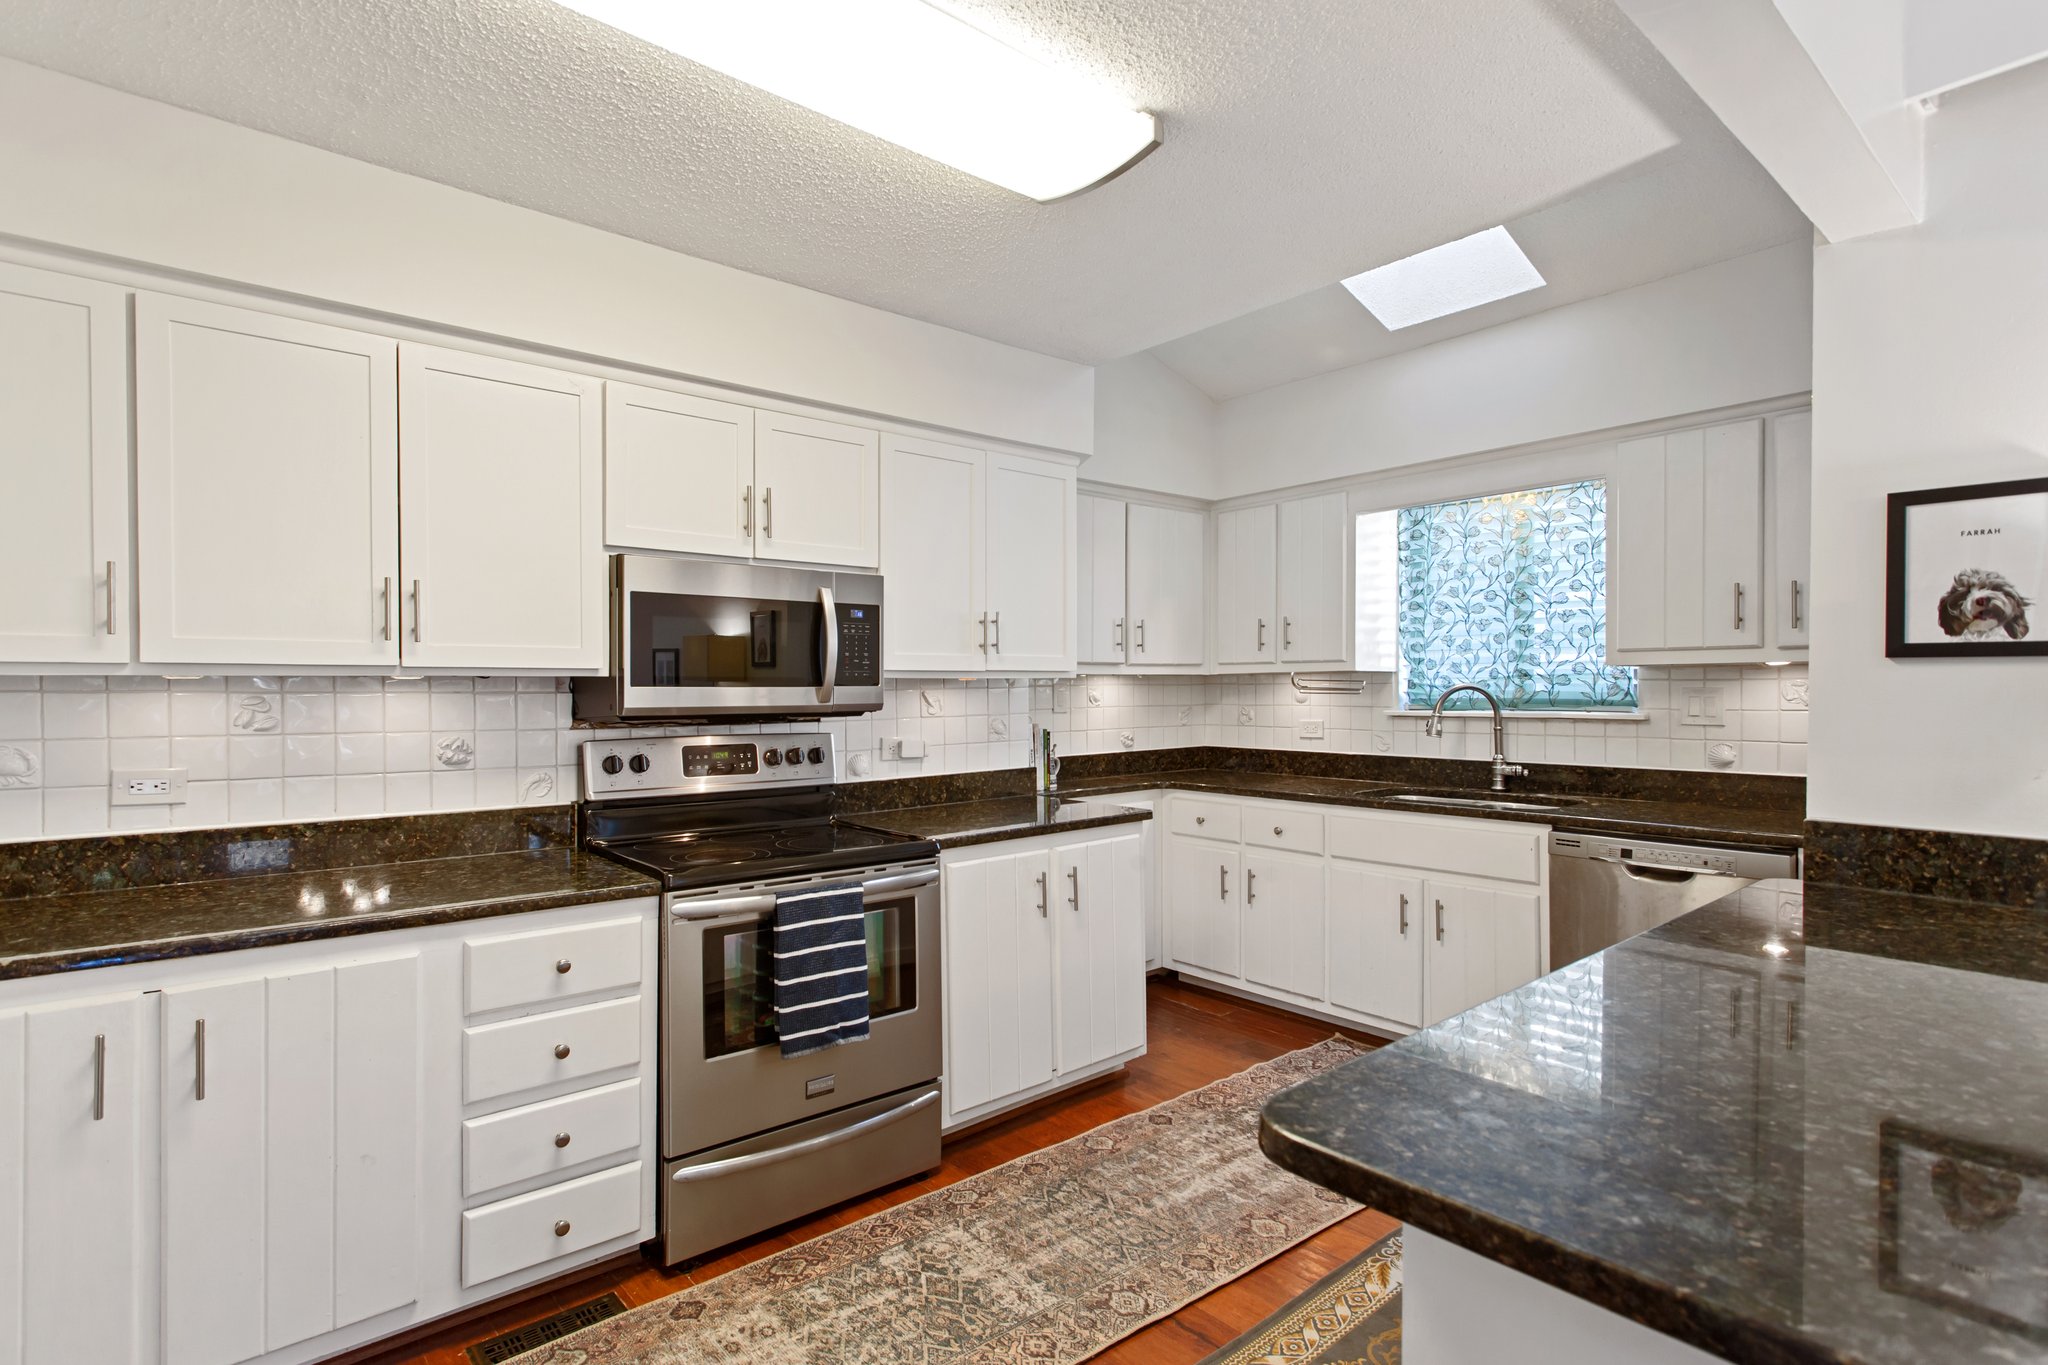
top-left (593, 820), bottom-right (937, 892)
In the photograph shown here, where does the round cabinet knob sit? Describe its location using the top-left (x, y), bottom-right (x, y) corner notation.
top-left (1274, 826), bottom-right (1284, 836)
top-left (554, 1131), bottom-right (572, 1149)
top-left (600, 754), bottom-right (624, 775)
top-left (555, 958), bottom-right (572, 974)
top-left (784, 747), bottom-right (803, 765)
top-left (763, 749), bottom-right (782, 766)
top-left (807, 746), bottom-right (825, 766)
top-left (628, 753), bottom-right (651, 774)
top-left (1195, 816), bottom-right (1206, 825)
top-left (554, 1220), bottom-right (571, 1238)
top-left (553, 1043), bottom-right (572, 1060)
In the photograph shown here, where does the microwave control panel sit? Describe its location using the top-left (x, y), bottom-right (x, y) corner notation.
top-left (835, 602), bottom-right (881, 686)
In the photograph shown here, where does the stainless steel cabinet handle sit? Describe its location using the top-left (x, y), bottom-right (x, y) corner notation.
top-left (1785, 1001), bottom-right (1800, 1050)
top-left (1435, 900), bottom-right (1445, 942)
top-left (106, 561), bottom-right (116, 635)
top-left (1733, 582), bottom-right (1745, 631)
top-left (1398, 893), bottom-right (1409, 936)
top-left (553, 1043), bottom-right (572, 1060)
top-left (1283, 617), bottom-right (1293, 650)
top-left (381, 576), bottom-right (393, 641)
top-left (979, 613), bottom-right (989, 652)
top-left (1067, 865), bottom-right (1079, 913)
top-left (555, 1131), bottom-right (572, 1149)
top-left (1219, 865), bottom-right (1229, 899)
top-left (763, 487), bottom-right (774, 538)
top-left (991, 611), bottom-right (1002, 654)
top-left (742, 484), bottom-right (753, 537)
top-left (1246, 870), bottom-right (1257, 905)
top-left (1136, 620), bottom-right (1146, 652)
top-left (1036, 870), bottom-right (1048, 918)
top-left (1730, 986), bottom-right (1743, 1036)
top-left (93, 1033), bottom-right (106, 1121)
top-left (555, 958), bottom-right (572, 974)
top-left (1114, 618), bottom-right (1124, 650)
top-left (412, 579), bottom-right (423, 642)
top-left (1257, 619), bottom-right (1266, 650)
top-left (554, 1220), bottom-right (571, 1238)
top-left (195, 1018), bottom-right (207, 1101)
top-left (1791, 579), bottom-right (1803, 630)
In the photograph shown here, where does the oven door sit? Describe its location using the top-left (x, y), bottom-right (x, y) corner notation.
top-left (612, 556), bottom-right (883, 720)
top-left (664, 864), bottom-right (941, 1158)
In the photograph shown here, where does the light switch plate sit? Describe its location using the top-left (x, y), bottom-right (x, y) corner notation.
top-left (112, 767), bottom-right (189, 805)
top-left (1677, 688), bottom-right (1726, 726)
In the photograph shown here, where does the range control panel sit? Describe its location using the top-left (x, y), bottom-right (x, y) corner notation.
top-left (835, 602), bottom-right (881, 686)
top-left (582, 732), bottom-right (837, 799)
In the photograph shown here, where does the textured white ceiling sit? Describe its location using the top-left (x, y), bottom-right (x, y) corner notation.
top-left (0, 0), bottom-right (1740, 365)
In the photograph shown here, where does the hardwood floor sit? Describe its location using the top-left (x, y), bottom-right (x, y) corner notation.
top-left (361, 977), bottom-right (1398, 1365)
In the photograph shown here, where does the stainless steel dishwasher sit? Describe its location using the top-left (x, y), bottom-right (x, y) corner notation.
top-left (1548, 832), bottom-right (1801, 970)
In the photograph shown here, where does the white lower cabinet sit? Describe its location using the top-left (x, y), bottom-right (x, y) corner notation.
top-left (1240, 850), bottom-right (1326, 1003)
top-left (942, 830), bottom-right (1145, 1129)
top-left (1326, 867), bottom-right (1425, 1029)
top-left (1419, 876), bottom-right (1544, 1024)
top-left (1165, 834), bottom-right (1240, 980)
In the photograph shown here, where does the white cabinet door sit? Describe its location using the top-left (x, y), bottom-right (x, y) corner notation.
top-left (9, 992), bottom-right (147, 1365)
top-left (0, 263), bottom-right (131, 664)
top-left (1216, 503), bottom-right (1279, 664)
top-left (1126, 503), bottom-right (1206, 666)
top-left (1699, 420), bottom-right (1764, 649)
top-left (753, 412), bottom-right (880, 568)
top-left (1611, 420), bottom-right (1763, 656)
top-left (882, 435), bottom-right (987, 672)
top-left (603, 383), bottom-right (755, 558)
top-left (1240, 850), bottom-right (1326, 1003)
top-left (1423, 877), bottom-right (1543, 1025)
top-left (1164, 836), bottom-right (1240, 979)
top-left (942, 849), bottom-right (1056, 1120)
top-left (136, 294), bottom-right (400, 668)
top-left (1770, 410), bottom-right (1812, 650)
top-left (398, 344), bottom-right (605, 671)
top-left (1326, 865), bottom-right (1425, 1029)
top-left (1278, 492), bottom-right (1349, 665)
top-left (1077, 494), bottom-right (1128, 665)
top-left (1053, 834), bottom-right (1146, 1074)
top-left (985, 453), bottom-right (1075, 673)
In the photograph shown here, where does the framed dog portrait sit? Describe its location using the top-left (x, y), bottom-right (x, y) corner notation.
top-left (1887, 478), bottom-right (2048, 657)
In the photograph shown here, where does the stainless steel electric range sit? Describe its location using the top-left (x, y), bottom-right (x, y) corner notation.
top-left (579, 732), bottom-right (942, 1265)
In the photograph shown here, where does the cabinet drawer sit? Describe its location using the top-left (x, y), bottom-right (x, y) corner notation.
top-left (461, 1160), bottom-right (643, 1287)
top-left (465, 916), bottom-right (643, 1016)
top-left (1243, 808), bottom-right (1323, 855)
top-left (463, 1077), bottom-right (643, 1198)
top-left (464, 996), bottom-right (641, 1104)
top-left (1327, 812), bottom-right (1543, 884)
top-left (1169, 798), bottom-right (1239, 841)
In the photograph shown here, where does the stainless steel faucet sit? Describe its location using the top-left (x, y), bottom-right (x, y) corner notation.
top-left (1424, 684), bottom-right (1529, 792)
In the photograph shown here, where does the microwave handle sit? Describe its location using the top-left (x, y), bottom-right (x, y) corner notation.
top-left (817, 585), bottom-right (839, 704)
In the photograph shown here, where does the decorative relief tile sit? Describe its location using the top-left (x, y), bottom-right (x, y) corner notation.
top-left (232, 694), bottom-right (280, 733)
top-left (435, 736), bottom-right (475, 769)
top-left (0, 744), bottom-right (39, 789)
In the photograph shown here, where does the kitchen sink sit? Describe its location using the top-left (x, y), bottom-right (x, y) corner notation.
top-left (1372, 791), bottom-right (1578, 814)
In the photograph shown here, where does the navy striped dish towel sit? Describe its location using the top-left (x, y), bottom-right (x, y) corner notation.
top-left (773, 882), bottom-right (871, 1058)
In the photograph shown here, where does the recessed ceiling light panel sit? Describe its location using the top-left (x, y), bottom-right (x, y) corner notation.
top-left (556, 0), bottom-right (1160, 202)
top-left (1340, 226), bottom-right (1546, 330)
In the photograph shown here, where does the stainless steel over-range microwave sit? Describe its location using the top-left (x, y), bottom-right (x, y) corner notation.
top-left (573, 555), bottom-right (884, 723)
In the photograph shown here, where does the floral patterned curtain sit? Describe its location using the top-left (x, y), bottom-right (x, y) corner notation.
top-left (1397, 481), bottom-right (1638, 710)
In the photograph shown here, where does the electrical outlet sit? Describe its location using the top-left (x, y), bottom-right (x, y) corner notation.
top-left (1297, 719), bottom-right (1326, 740)
top-left (884, 736), bottom-right (928, 760)
top-left (1677, 688), bottom-right (1726, 727)
top-left (112, 767), bottom-right (189, 806)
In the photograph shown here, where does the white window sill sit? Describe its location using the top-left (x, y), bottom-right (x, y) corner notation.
top-left (1384, 709), bottom-right (1648, 723)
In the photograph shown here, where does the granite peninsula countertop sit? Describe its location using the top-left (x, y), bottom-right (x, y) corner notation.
top-left (1051, 769), bottom-right (1805, 848)
top-left (847, 796), bottom-right (1153, 849)
top-left (1260, 886), bottom-right (2048, 1365)
top-left (0, 846), bottom-right (660, 980)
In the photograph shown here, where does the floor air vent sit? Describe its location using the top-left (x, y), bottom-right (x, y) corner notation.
top-left (464, 1291), bottom-right (628, 1364)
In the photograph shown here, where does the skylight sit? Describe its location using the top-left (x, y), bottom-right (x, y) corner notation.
top-left (1340, 226), bottom-right (1546, 330)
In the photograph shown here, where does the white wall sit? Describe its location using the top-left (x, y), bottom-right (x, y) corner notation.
top-left (1807, 61), bottom-right (2048, 839)
top-left (1210, 243), bottom-right (1813, 499)
top-left (0, 59), bottom-right (1093, 454)
top-left (1089, 352), bottom-right (1218, 498)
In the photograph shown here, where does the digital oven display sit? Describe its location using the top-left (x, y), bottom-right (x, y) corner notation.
top-left (682, 744), bottom-right (759, 777)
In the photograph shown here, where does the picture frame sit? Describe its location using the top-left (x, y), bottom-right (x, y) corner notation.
top-left (1877, 1118), bottom-right (2048, 1342)
top-left (750, 610), bottom-right (778, 668)
top-left (1887, 478), bottom-right (2048, 657)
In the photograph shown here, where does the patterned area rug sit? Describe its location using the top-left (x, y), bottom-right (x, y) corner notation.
top-left (1196, 1231), bottom-right (1402, 1365)
top-left (528, 1038), bottom-right (1368, 1365)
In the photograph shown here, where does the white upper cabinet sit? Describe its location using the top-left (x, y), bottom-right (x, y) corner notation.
top-left (603, 384), bottom-right (755, 558)
top-left (136, 294), bottom-right (401, 669)
top-left (1769, 410), bottom-right (1813, 651)
top-left (1277, 492), bottom-right (1350, 665)
top-left (1077, 493), bottom-right (1129, 666)
top-left (1216, 503), bottom-right (1279, 665)
top-left (753, 412), bottom-right (880, 568)
top-left (882, 435), bottom-right (988, 673)
top-left (881, 439), bottom-right (1073, 674)
top-left (0, 263), bottom-right (131, 665)
top-left (398, 345), bottom-right (606, 672)
top-left (1610, 416), bottom-right (1774, 663)
top-left (1121, 502), bottom-right (1206, 668)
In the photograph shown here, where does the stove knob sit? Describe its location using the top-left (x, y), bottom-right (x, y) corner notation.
top-left (763, 749), bottom-right (782, 766)
top-left (628, 754), bottom-right (651, 774)
top-left (807, 747), bottom-right (825, 766)
top-left (785, 747), bottom-right (804, 765)
top-left (600, 754), bottom-right (624, 776)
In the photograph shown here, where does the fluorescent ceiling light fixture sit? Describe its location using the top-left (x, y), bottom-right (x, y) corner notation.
top-left (1340, 226), bottom-right (1546, 330)
top-left (556, 0), bottom-right (1160, 202)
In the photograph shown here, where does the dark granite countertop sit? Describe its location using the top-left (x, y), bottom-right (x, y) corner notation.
top-left (846, 796), bottom-right (1153, 849)
top-left (0, 847), bottom-right (660, 980)
top-left (1260, 886), bottom-right (2048, 1365)
top-left (1051, 769), bottom-right (1804, 849)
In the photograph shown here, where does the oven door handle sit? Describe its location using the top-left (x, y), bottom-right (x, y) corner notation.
top-left (671, 865), bottom-right (939, 920)
top-left (816, 585), bottom-right (838, 705)
top-left (669, 1086), bottom-right (940, 1185)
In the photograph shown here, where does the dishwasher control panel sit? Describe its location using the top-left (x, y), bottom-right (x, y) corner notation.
top-left (1551, 832), bottom-right (1800, 881)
